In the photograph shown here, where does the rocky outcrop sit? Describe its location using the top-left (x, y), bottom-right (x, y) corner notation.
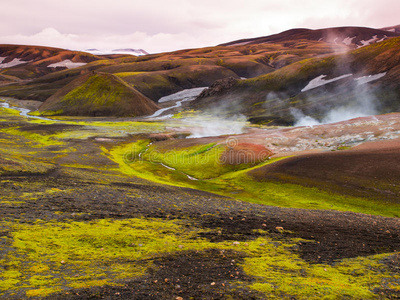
top-left (197, 77), bottom-right (238, 98)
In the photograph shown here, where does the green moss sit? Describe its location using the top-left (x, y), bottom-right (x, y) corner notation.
top-left (0, 107), bottom-right (21, 116)
top-left (0, 128), bottom-right (65, 147)
top-left (115, 72), bottom-right (145, 77)
top-left (1, 217), bottom-right (398, 299)
top-left (0, 217), bottom-right (222, 297)
top-left (62, 74), bottom-right (126, 107)
top-left (210, 169), bottom-right (400, 217)
top-left (26, 287), bottom-right (62, 297)
top-left (241, 240), bottom-right (399, 299)
top-left (35, 109), bottom-right (64, 116)
top-left (142, 142), bottom-right (231, 179)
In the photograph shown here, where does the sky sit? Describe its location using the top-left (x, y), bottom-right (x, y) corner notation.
top-left (1, 0), bottom-right (399, 54)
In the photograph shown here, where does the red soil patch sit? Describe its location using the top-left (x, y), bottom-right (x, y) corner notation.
top-left (221, 143), bottom-right (273, 165)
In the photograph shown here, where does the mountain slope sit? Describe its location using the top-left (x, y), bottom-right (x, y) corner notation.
top-left (0, 44), bottom-right (109, 80)
top-left (221, 26), bottom-right (400, 48)
top-left (191, 36), bottom-right (400, 125)
top-left (381, 25), bottom-right (400, 33)
top-left (0, 38), bottom-right (343, 104)
top-left (39, 72), bottom-right (160, 117)
top-left (1, 25), bottom-right (399, 118)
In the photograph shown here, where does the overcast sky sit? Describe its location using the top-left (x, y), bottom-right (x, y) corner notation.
top-left (1, 0), bottom-right (399, 53)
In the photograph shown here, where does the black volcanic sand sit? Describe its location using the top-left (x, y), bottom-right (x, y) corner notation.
top-left (1, 167), bottom-right (400, 299)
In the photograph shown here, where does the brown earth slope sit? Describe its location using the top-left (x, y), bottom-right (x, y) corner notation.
top-left (249, 139), bottom-right (400, 203)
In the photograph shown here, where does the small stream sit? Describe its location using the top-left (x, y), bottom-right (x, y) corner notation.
top-left (0, 101), bottom-right (54, 121)
top-left (139, 142), bottom-right (199, 181)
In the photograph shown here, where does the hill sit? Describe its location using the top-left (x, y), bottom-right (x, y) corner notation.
top-left (191, 35), bottom-right (400, 125)
top-left (39, 72), bottom-right (160, 117)
top-left (0, 44), bottom-right (112, 81)
top-left (0, 37), bottom-right (346, 105)
top-left (221, 26), bottom-right (400, 48)
top-left (0, 25), bottom-right (399, 118)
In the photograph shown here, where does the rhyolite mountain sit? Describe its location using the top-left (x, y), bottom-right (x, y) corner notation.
top-left (191, 35), bottom-right (400, 125)
top-left (220, 26), bottom-right (399, 48)
top-left (0, 25), bottom-right (399, 119)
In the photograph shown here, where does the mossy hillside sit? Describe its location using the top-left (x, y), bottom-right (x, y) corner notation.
top-left (140, 142), bottom-right (244, 180)
top-left (189, 55), bottom-right (339, 119)
top-left (236, 55), bottom-right (337, 93)
top-left (213, 170), bottom-right (400, 218)
top-left (104, 141), bottom-right (193, 187)
top-left (107, 139), bottom-right (269, 184)
top-left (39, 73), bottom-right (160, 117)
top-left (116, 71), bottom-right (180, 101)
top-left (217, 58), bottom-right (274, 78)
top-left (351, 36), bottom-right (400, 74)
top-left (1, 218), bottom-right (398, 299)
top-left (106, 140), bottom-right (400, 217)
top-left (54, 73), bottom-right (134, 105)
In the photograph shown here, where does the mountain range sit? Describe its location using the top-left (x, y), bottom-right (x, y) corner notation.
top-left (0, 25), bottom-right (399, 119)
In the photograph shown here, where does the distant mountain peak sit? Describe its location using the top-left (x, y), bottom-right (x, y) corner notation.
top-left (380, 24), bottom-right (400, 33)
top-left (83, 48), bottom-right (148, 56)
top-left (221, 26), bottom-right (400, 49)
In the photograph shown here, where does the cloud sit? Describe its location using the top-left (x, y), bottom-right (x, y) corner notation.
top-left (0, 0), bottom-right (399, 53)
top-left (0, 27), bottom-right (221, 53)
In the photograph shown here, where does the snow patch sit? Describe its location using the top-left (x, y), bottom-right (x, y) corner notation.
top-left (342, 36), bottom-right (356, 45)
top-left (355, 72), bottom-right (386, 85)
top-left (376, 35), bottom-right (387, 43)
top-left (158, 87), bottom-right (206, 103)
top-left (147, 87), bottom-right (207, 118)
top-left (0, 57), bottom-right (30, 69)
top-left (48, 60), bottom-right (87, 69)
top-left (358, 35), bottom-right (379, 48)
top-left (301, 74), bottom-right (352, 92)
top-left (112, 48), bottom-right (149, 56)
top-left (84, 49), bottom-right (148, 56)
top-left (228, 41), bottom-right (251, 46)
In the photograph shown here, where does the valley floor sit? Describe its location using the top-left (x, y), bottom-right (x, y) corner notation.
top-left (0, 103), bottom-right (399, 299)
